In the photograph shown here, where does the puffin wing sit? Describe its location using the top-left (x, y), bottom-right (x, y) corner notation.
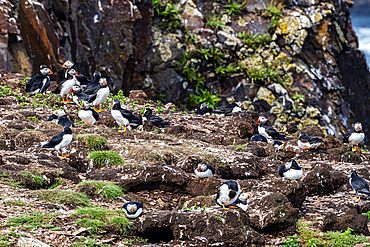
top-left (343, 130), bottom-right (354, 143)
top-left (207, 165), bottom-right (216, 174)
top-left (307, 135), bottom-right (323, 143)
top-left (278, 165), bottom-right (286, 177)
top-left (264, 125), bottom-right (286, 140)
top-left (26, 74), bottom-right (43, 93)
top-left (149, 115), bottom-right (169, 127)
top-left (351, 176), bottom-right (369, 191)
top-left (83, 81), bottom-right (100, 95)
top-left (76, 73), bottom-right (90, 85)
top-left (42, 132), bottom-right (64, 148)
top-left (40, 77), bottom-right (51, 93)
top-left (92, 109), bottom-right (100, 121)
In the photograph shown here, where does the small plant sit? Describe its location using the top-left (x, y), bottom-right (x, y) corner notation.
top-left (18, 77), bottom-right (29, 86)
top-left (88, 151), bottom-right (125, 168)
top-left (235, 145), bottom-right (246, 150)
top-left (156, 106), bottom-right (164, 114)
top-left (171, 108), bottom-right (176, 112)
top-left (7, 212), bottom-right (58, 230)
top-left (262, 0), bottom-right (284, 28)
top-left (283, 235), bottom-right (299, 247)
top-left (292, 93), bottom-right (305, 102)
top-left (224, 0), bottom-right (246, 16)
top-left (4, 200), bottom-right (27, 206)
top-left (78, 181), bottom-right (124, 201)
top-left (77, 134), bottom-right (108, 150)
top-left (206, 15), bottom-right (225, 30)
top-left (36, 189), bottom-right (91, 207)
top-left (111, 90), bottom-right (126, 101)
top-left (26, 116), bottom-right (39, 122)
top-left (187, 88), bottom-right (221, 111)
top-left (0, 85), bottom-right (15, 97)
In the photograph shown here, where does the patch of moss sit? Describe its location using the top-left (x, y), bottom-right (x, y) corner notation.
top-left (77, 134), bottom-right (108, 151)
top-left (78, 181), bottom-right (124, 201)
top-left (35, 189), bottom-right (91, 207)
top-left (88, 151), bottom-right (124, 168)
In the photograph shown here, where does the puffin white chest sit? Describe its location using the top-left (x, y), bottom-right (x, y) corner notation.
top-left (111, 109), bottom-right (129, 126)
top-left (232, 107), bottom-right (242, 113)
top-left (194, 169), bottom-right (213, 178)
top-left (60, 79), bottom-right (75, 96)
top-left (79, 110), bottom-right (96, 124)
top-left (348, 133), bottom-right (365, 145)
top-left (258, 126), bottom-right (270, 139)
top-left (283, 169), bottom-right (303, 180)
top-left (94, 87), bottom-right (110, 105)
top-left (217, 184), bottom-right (239, 206)
top-left (55, 134), bottom-right (73, 151)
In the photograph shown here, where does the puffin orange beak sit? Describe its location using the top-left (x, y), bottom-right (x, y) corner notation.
top-left (256, 118), bottom-right (260, 124)
top-left (49, 69), bottom-right (53, 74)
top-left (197, 167), bottom-right (200, 172)
top-left (247, 193), bottom-right (252, 199)
top-left (69, 88), bottom-right (73, 93)
top-left (241, 103), bottom-right (244, 108)
top-left (62, 62), bottom-right (68, 68)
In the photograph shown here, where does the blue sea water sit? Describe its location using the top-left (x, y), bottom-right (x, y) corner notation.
top-left (351, 12), bottom-right (370, 66)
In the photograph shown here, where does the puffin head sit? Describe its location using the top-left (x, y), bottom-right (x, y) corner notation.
top-left (40, 65), bottom-right (53, 76)
top-left (299, 132), bottom-right (308, 138)
top-left (113, 99), bottom-right (121, 107)
top-left (143, 108), bottom-right (152, 117)
top-left (350, 170), bottom-right (357, 177)
top-left (99, 78), bottom-right (107, 86)
top-left (197, 163), bottom-right (207, 172)
top-left (57, 109), bottom-right (67, 116)
top-left (200, 103), bottom-right (208, 110)
top-left (122, 104), bottom-right (129, 110)
top-left (80, 101), bottom-right (90, 109)
top-left (235, 101), bottom-right (243, 108)
top-left (62, 60), bottom-right (74, 69)
top-left (93, 71), bottom-right (102, 81)
top-left (71, 86), bottom-right (81, 93)
top-left (256, 116), bottom-right (267, 124)
top-left (68, 69), bottom-right (78, 77)
top-left (354, 122), bottom-right (362, 132)
top-left (127, 203), bottom-right (138, 213)
top-left (239, 192), bottom-right (252, 202)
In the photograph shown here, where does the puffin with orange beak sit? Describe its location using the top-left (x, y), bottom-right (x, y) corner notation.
top-left (62, 60), bottom-right (90, 86)
top-left (78, 101), bottom-right (99, 124)
top-left (256, 116), bottom-right (286, 140)
top-left (212, 101), bottom-right (243, 117)
top-left (213, 180), bottom-right (241, 210)
top-left (52, 69), bottom-right (78, 103)
top-left (25, 65), bottom-right (53, 95)
top-left (91, 78), bottom-right (110, 112)
top-left (343, 122), bottom-right (365, 152)
top-left (71, 86), bottom-right (97, 106)
top-left (194, 163), bottom-right (215, 179)
top-left (229, 192), bottom-right (252, 211)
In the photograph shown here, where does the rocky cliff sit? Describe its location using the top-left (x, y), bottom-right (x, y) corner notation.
top-left (0, 0), bottom-right (370, 141)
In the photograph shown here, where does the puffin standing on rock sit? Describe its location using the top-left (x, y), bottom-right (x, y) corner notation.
top-left (256, 116), bottom-right (286, 141)
top-left (78, 102), bottom-right (99, 124)
top-left (278, 159), bottom-right (303, 180)
top-left (194, 163), bottom-right (215, 179)
top-left (91, 78), bottom-right (110, 112)
top-left (47, 110), bottom-right (75, 128)
top-left (111, 99), bottom-right (142, 132)
top-left (343, 122), bottom-right (365, 152)
top-left (212, 102), bottom-right (243, 117)
top-left (122, 201), bottom-right (143, 219)
top-left (71, 86), bottom-right (97, 106)
top-left (298, 132), bottom-right (323, 150)
top-left (52, 69), bottom-right (78, 103)
top-left (229, 192), bottom-right (252, 211)
top-left (194, 103), bottom-right (211, 115)
top-left (62, 60), bottom-right (90, 85)
top-left (25, 65), bottom-right (53, 95)
top-left (42, 125), bottom-right (73, 157)
top-left (213, 180), bottom-right (241, 210)
top-left (143, 108), bottom-right (170, 128)
top-left (349, 170), bottom-right (370, 202)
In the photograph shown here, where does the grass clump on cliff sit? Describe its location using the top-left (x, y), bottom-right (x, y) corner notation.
top-left (224, 0), bottom-right (246, 16)
top-left (73, 207), bottom-right (133, 235)
top-left (77, 134), bottom-right (108, 150)
top-left (262, 0), bottom-right (284, 28)
top-left (78, 181), bottom-right (124, 201)
top-left (35, 189), bottom-right (91, 207)
top-left (88, 151), bottom-right (125, 168)
top-left (7, 211), bottom-right (58, 230)
top-left (282, 220), bottom-right (368, 246)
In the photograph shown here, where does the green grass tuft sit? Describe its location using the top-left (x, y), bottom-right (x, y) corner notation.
top-left (7, 212), bottom-right (57, 229)
top-left (88, 151), bottom-right (125, 168)
top-left (36, 189), bottom-right (91, 207)
top-left (79, 181), bottom-right (124, 201)
top-left (4, 200), bottom-right (27, 206)
top-left (77, 134), bottom-right (108, 150)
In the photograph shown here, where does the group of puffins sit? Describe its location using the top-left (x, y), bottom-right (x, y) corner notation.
top-left (23, 62), bottom-right (369, 217)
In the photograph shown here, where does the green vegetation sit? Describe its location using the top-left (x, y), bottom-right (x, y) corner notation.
top-left (206, 15), bottom-right (225, 29)
top-left (292, 93), bottom-right (305, 102)
top-left (36, 189), bottom-right (91, 207)
top-left (77, 134), bottom-right (108, 150)
top-left (7, 211), bottom-right (58, 230)
top-left (110, 90), bottom-right (128, 103)
top-left (88, 151), bottom-right (125, 168)
top-left (27, 116), bottom-right (39, 122)
top-left (263, 0), bottom-right (284, 28)
top-left (247, 66), bottom-right (284, 85)
top-left (224, 0), bottom-right (245, 16)
top-left (0, 177), bottom-right (24, 188)
top-left (187, 89), bottom-right (221, 111)
top-left (19, 170), bottom-right (45, 189)
top-left (73, 207), bottom-right (133, 235)
top-left (238, 32), bottom-right (272, 50)
top-left (0, 85), bottom-right (15, 97)
top-left (71, 237), bottom-right (109, 247)
top-left (78, 181), bottom-right (124, 201)
top-left (4, 200), bottom-right (27, 206)
top-left (283, 220), bottom-right (369, 246)
top-left (156, 106), bottom-right (164, 114)
top-left (229, 145), bottom-right (246, 150)
top-left (0, 233), bottom-right (16, 246)
top-left (153, 0), bottom-right (181, 30)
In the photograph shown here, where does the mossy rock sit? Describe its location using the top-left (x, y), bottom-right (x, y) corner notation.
top-left (77, 134), bottom-right (108, 150)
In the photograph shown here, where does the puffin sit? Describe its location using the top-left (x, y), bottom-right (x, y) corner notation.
top-left (250, 134), bottom-right (268, 143)
top-left (229, 192), bottom-right (252, 211)
top-left (213, 180), bottom-right (241, 210)
top-left (78, 102), bottom-right (99, 124)
top-left (349, 170), bottom-right (370, 202)
top-left (48, 109), bottom-right (75, 128)
top-left (111, 99), bottom-right (142, 132)
top-left (62, 60), bottom-right (90, 86)
top-left (343, 122), bottom-right (365, 152)
top-left (194, 163), bottom-right (215, 179)
top-left (278, 159), bottom-right (303, 180)
top-left (298, 132), bottom-right (323, 150)
top-left (71, 86), bottom-right (97, 106)
top-left (212, 102), bottom-right (243, 117)
top-left (256, 116), bottom-right (286, 140)
top-left (42, 125), bottom-right (73, 157)
top-left (52, 69), bottom-right (78, 103)
top-left (143, 108), bottom-right (170, 128)
top-left (194, 103), bottom-right (211, 115)
top-left (91, 78), bottom-right (110, 112)
top-left (25, 65), bottom-right (53, 95)
top-left (83, 71), bottom-right (102, 95)
top-left (122, 201), bottom-right (143, 219)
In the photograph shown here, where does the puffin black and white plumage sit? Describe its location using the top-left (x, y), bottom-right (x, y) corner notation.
top-left (122, 201), bottom-right (143, 219)
top-left (349, 170), bottom-right (370, 202)
top-left (212, 102), bottom-right (243, 117)
top-left (111, 99), bottom-right (142, 132)
top-left (62, 60), bottom-right (90, 86)
top-left (52, 69), bottom-right (78, 103)
top-left (91, 78), bottom-right (110, 112)
top-left (194, 103), bottom-right (211, 115)
top-left (343, 122), bottom-right (365, 152)
top-left (250, 134), bottom-right (268, 143)
top-left (194, 163), bottom-right (215, 179)
top-left (83, 71), bottom-right (102, 95)
top-left (298, 132), bottom-right (323, 150)
top-left (143, 108), bottom-right (170, 128)
top-left (278, 159), bottom-right (303, 180)
top-left (42, 125), bottom-right (73, 157)
top-left (71, 86), bottom-right (97, 106)
top-left (48, 109), bottom-right (76, 128)
top-left (78, 102), bottom-right (99, 124)
top-left (213, 180), bottom-right (241, 210)
top-left (25, 65), bottom-right (53, 95)
top-left (256, 116), bottom-right (286, 140)
top-left (229, 192), bottom-right (252, 211)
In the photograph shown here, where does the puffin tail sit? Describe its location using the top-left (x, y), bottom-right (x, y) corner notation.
top-left (358, 189), bottom-right (370, 196)
top-left (42, 143), bottom-right (53, 148)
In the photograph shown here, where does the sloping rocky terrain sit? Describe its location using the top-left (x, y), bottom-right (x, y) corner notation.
top-left (1, 71), bottom-right (370, 246)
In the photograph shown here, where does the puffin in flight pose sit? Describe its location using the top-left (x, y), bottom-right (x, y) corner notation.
top-left (278, 159), bottom-right (303, 180)
top-left (91, 78), bottom-right (110, 112)
top-left (111, 99), bottom-right (142, 132)
top-left (256, 116), bottom-right (286, 140)
top-left (71, 86), bottom-right (97, 106)
top-left (42, 125), bottom-right (73, 157)
top-left (298, 132), bottom-right (323, 150)
top-left (62, 60), bottom-right (90, 86)
top-left (52, 69), bottom-right (78, 103)
top-left (122, 201), bottom-right (143, 219)
top-left (25, 65), bottom-right (53, 95)
top-left (343, 122), bottom-right (365, 152)
top-left (213, 180), bottom-right (241, 210)
top-left (143, 108), bottom-right (170, 128)
top-left (212, 102), bottom-right (243, 117)
top-left (78, 101), bottom-right (99, 124)
top-left (349, 170), bottom-right (370, 202)
top-left (194, 103), bottom-right (211, 115)
top-left (47, 109), bottom-right (75, 128)
top-left (229, 192), bottom-right (252, 211)
top-left (194, 163), bottom-right (215, 179)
